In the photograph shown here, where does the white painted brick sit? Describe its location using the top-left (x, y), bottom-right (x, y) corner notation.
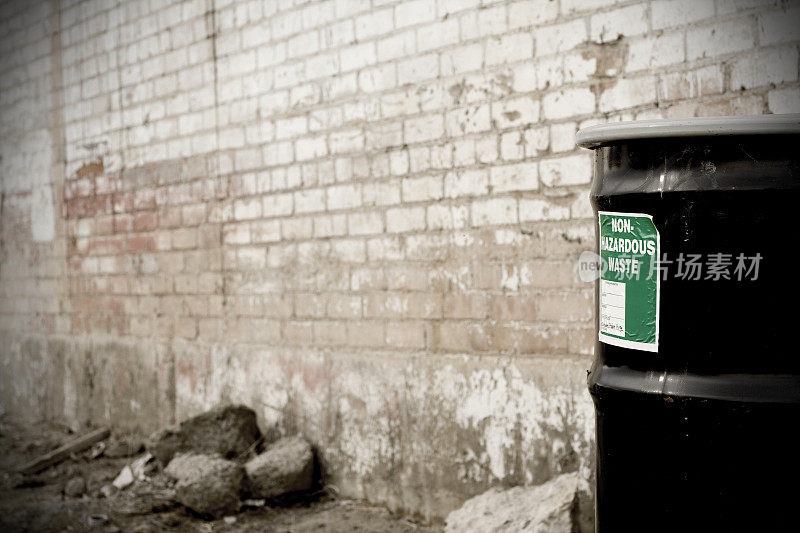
top-left (471, 197), bottom-right (518, 226)
top-left (476, 136), bottom-right (498, 163)
top-left (355, 9), bottom-right (394, 40)
top-left (323, 19), bottom-right (355, 48)
top-left (660, 66), bottom-right (723, 101)
top-left (534, 56), bottom-right (564, 90)
top-left (599, 76), bottom-right (656, 112)
top-left (377, 30), bottom-right (416, 62)
top-left (490, 162), bottom-right (539, 193)
top-left (543, 88), bottom-right (595, 119)
top-left (234, 197), bottom-right (262, 220)
top-left (540, 154), bottom-right (592, 187)
top-left (445, 105), bottom-right (491, 136)
top-left (348, 212), bottom-right (384, 235)
top-left (402, 174), bottom-right (444, 202)
top-left (511, 62), bottom-right (537, 92)
top-left (294, 188), bottom-right (326, 213)
top-left (758, 6), bottom-right (800, 46)
top-left (626, 32), bottom-right (685, 72)
top-left (491, 96), bottom-right (539, 129)
top-left (395, 0), bottom-right (436, 28)
top-left (590, 4), bottom-right (648, 43)
top-left (304, 53), bottom-right (340, 81)
top-left (327, 183), bottom-right (362, 210)
top-left (398, 53), bottom-right (438, 84)
top-left (329, 128), bottom-right (365, 154)
top-left (241, 22), bottom-right (271, 49)
top-left (314, 214), bottom-right (348, 238)
top-left (263, 193), bottom-right (294, 217)
top-left (358, 64), bottom-right (397, 93)
top-left (500, 131), bottom-right (524, 161)
top-left (417, 19), bottom-right (460, 52)
top-left (427, 204), bottom-right (469, 230)
top-left (404, 114), bottom-right (444, 144)
top-left (295, 135), bottom-right (327, 161)
top-left (561, 0), bottom-right (617, 14)
top-left (444, 169), bottom-right (489, 198)
top-left (340, 42), bottom-right (376, 72)
top-left (651, 0), bottom-right (715, 30)
top-left (389, 149), bottom-right (410, 175)
top-left (535, 19), bottom-right (587, 56)
top-left (508, 0), bottom-right (559, 29)
top-left (387, 206), bottom-right (426, 233)
top-left (276, 116), bottom-right (307, 140)
top-left (363, 181), bottom-right (401, 206)
top-left (768, 88), bottom-right (800, 114)
top-left (687, 19), bottom-right (755, 60)
top-left (438, 0), bottom-right (480, 17)
top-left (287, 32), bottom-right (320, 58)
top-left (452, 139), bottom-right (477, 166)
top-left (251, 220), bottom-right (282, 243)
top-left (331, 238), bottom-right (366, 263)
top-left (486, 33), bottom-right (533, 65)
top-left (524, 127), bottom-right (549, 157)
top-left (730, 48), bottom-right (798, 91)
top-left (519, 198), bottom-right (571, 221)
top-left (477, 5), bottom-right (508, 37)
top-left (550, 122), bottom-right (577, 152)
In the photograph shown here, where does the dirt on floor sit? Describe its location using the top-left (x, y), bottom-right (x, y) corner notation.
top-left (0, 417), bottom-right (441, 533)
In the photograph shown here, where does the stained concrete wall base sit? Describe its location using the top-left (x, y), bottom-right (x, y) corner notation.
top-left (0, 333), bottom-right (594, 524)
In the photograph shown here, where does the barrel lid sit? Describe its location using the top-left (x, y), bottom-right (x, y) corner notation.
top-left (576, 114), bottom-right (800, 149)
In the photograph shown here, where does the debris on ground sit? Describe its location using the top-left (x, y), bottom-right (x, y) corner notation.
top-left (99, 484), bottom-right (116, 498)
top-left (18, 427), bottom-right (110, 474)
top-left (146, 404), bottom-right (262, 465)
top-left (246, 434), bottom-right (314, 499)
top-left (444, 472), bottom-right (579, 533)
top-left (112, 465), bottom-right (134, 490)
top-left (130, 452), bottom-right (156, 479)
top-left (0, 408), bottom-right (438, 531)
top-left (164, 453), bottom-right (245, 517)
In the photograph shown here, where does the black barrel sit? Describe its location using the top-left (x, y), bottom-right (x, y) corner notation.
top-left (577, 115), bottom-right (800, 532)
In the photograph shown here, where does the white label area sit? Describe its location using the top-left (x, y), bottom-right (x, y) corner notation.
top-left (599, 279), bottom-right (625, 337)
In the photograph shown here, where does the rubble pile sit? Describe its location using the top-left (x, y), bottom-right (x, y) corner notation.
top-left (128, 404), bottom-right (317, 518)
top-left (17, 404), bottom-right (317, 521)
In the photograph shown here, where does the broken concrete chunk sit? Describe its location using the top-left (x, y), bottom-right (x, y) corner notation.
top-left (113, 466), bottom-right (135, 490)
top-left (164, 453), bottom-right (245, 517)
top-left (444, 472), bottom-right (579, 533)
top-left (146, 405), bottom-right (261, 465)
top-left (130, 453), bottom-right (155, 480)
top-left (245, 435), bottom-right (314, 499)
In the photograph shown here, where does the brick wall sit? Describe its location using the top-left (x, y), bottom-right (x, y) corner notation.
top-left (2, 0), bottom-right (799, 523)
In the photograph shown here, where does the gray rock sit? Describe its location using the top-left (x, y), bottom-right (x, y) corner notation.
top-left (146, 405), bottom-right (261, 465)
top-left (164, 453), bottom-right (245, 517)
top-left (112, 466), bottom-right (134, 489)
top-left (64, 476), bottom-right (86, 497)
top-left (444, 472), bottom-right (579, 533)
top-left (245, 435), bottom-right (314, 499)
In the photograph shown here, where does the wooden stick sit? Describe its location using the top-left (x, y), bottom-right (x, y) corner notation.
top-left (18, 427), bottom-right (110, 475)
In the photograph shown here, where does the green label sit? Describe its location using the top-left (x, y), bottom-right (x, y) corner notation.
top-left (598, 211), bottom-right (659, 352)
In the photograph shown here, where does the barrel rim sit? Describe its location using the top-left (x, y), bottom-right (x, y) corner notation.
top-left (576, 114), bottom-right (800, 149)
